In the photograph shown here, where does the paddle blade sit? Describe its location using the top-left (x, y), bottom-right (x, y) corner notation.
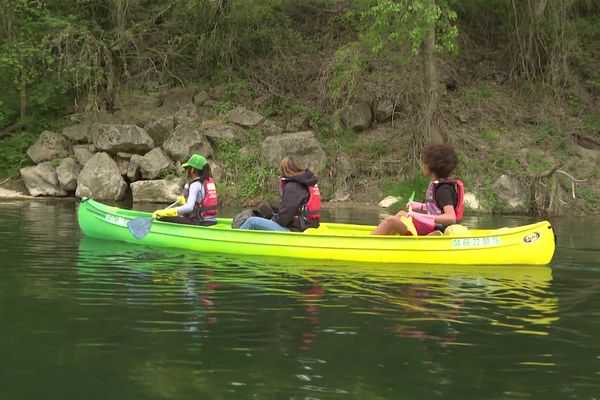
top-left (400, 215), bottom-right (418, 237)
top-left (128, 217), bottom-right (154, 240)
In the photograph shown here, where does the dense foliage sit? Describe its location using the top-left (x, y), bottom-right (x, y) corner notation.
top-left (1, 0), bottom-right (598, 124)
top-left (0, 0), bottom-right (599, 208)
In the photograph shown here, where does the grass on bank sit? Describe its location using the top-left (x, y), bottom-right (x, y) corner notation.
top-left (0, 132), bottom-right (37, 178)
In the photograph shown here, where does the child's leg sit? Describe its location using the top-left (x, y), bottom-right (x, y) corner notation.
top-left (371, 216), bottom-right (409, 235)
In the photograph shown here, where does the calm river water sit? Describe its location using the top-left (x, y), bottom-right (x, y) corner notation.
top-left (0, 200), bottom-right (598, 399)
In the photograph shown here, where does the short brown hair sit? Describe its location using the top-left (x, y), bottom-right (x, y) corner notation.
top-left (423, 144), bottom-right (458, 179)
top-left (279, 156), bottom-right (306, 177)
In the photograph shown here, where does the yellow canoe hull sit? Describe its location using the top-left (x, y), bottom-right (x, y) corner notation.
top-left (78, 199), bottom-right (556, 265)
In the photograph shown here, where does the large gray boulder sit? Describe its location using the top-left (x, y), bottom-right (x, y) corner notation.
top-left (62, 124), bottom-right (91, 143)
top-left (228, 106), bottom-right (264, 128)
top-left (193, 90), bottom-right (210, 106)
top-left (139, 148), bottom-right (173, 180)
top-left (76, 152), bottom-right (128, 201)
top-left (375, 99), bottom-right (395, 123)
top-left (173, 104), bottom-right (199, 126)
top-left (20, 162), bottom-right (67, 197)
top-left (56, 158), bottom-right (80, 192)
top-left (493, 175), bottom-right (527, 209)
top-left (162, 124), bottom-right (213, 162)
top-left (340, 102), bottom-right (373, 131)
top-left (91, 124), bottom-right (154, 155)
top-left (208, 85), bottom-right (226, 100)
top-left (261, 119), bottom-right (284, 136)
top-left (285, 115), bottom-right (311, 132)
top-left (203, 123), bottom-right (244, 144)
top-left (161, 87), bottom-right (195, 109)
top-left (131, 178), bottom-right (185, 203)
top-left (73, 145), bottom-right (94, 166)
top-left (127, 154), bottom-right (143, 182)
top-left (26, 130), bottom-right (71, 163)
top-left (144, 116), bottom-right (176, 146)
top-left (260, 131), bottom-right (326, 170)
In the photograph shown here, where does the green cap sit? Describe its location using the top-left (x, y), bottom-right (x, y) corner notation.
top-left (181, 154), bottom-right (208, 170)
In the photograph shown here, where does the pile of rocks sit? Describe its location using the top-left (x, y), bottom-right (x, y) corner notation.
top-left (19, 87), bottom-right (337, 203)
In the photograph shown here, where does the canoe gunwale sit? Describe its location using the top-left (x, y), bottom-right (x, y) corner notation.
top-left (81, 198), bottom-right (551, 241)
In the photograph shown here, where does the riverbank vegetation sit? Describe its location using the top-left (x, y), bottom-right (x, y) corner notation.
top-left (1, 0), bottom-right (599, 213)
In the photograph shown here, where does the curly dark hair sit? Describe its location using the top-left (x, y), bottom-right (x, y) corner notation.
top-left (423, 144), bottom-right (459, 179)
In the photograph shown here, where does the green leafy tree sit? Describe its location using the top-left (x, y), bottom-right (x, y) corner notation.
top-left (351, 0), bottom-right (459, 156)
top-left (49, 0), bottom-right (145, 112)
top-left (0, 0), bottom-right (55, 123)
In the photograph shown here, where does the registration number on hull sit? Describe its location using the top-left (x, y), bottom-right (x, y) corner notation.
top-left (452, 236), bottom-right (501, 249)
top-left (105, 214), bottom-right (129, 227)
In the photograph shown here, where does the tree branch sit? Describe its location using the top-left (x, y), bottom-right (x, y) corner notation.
top-left (0, 122), bottom-right (23, 139)
top-left (531, 162), bottom-right (561, 179)
top-left (556, 169), bottom-right (587, 199)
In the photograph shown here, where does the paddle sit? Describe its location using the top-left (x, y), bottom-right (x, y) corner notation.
top-left (400, 191), bottom-right (419, 237)
top-left (128, 200), bottom-right (179, 240)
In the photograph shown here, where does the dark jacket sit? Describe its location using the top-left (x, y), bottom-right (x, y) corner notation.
top-left (272, 170), bottom-right (319, 232)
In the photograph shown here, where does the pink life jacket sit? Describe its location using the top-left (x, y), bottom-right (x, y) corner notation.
top-left (184, 178), bottom-right (218, 219)
top-left (424, 179), bottom-right (464, 221)
top-left (280, 178), bottom-right (321, 222)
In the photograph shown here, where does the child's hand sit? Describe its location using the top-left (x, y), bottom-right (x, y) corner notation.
top-left (395, 210), bottom-right (408, 217)
top-left (406, 201), bottom-right (424, 211)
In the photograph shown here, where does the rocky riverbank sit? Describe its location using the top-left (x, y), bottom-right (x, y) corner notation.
top-left (6, 85), bottom-right (596, 215)
top-left (14, 87), bottom-right (342, 205)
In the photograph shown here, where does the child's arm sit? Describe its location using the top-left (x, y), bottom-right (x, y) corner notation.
top-left (434, 205), bottom-right (457, 225)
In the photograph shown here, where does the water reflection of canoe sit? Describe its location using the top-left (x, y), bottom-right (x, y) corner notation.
top-left (78, 198), bottom-right (555, 265)
top-left (77, 236), bottom-right (558, 332)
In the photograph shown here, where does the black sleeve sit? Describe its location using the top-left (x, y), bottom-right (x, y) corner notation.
top-left (273, 182), bottom-right (306, 227)
top-left (434, 184), bottom-right (457, 210)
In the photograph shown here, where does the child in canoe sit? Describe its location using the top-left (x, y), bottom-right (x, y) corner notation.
top-left (239, 156), bottom-right (321, 232)
top-left (152, 154), bottom-right (218, 226)
top-left (371, 144), bottom-right (464, 236)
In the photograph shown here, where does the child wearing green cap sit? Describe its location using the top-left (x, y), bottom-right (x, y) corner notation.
top-left (152, 154), bottom-right (218, 226)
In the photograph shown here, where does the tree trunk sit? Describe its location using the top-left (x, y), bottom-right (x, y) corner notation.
top-left (104, 48), bottom-right (117, 112)
top-left (421, 3), bottom-right (443, 147)
top-left (533, 0), bottom-right (548, 20)
top-left (512, 0), bottom-right (567, 83)
top-left (19, 70), bottom-right (26, 121)
top-left (105, 0), bottom-right (127, 112)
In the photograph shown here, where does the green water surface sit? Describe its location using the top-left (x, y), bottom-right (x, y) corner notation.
top-left (0, 201), bottom-right (599, 399)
